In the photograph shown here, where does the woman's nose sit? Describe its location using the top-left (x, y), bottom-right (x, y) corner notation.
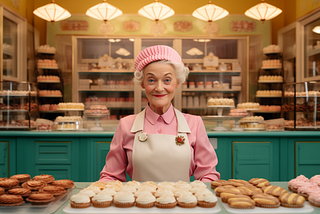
top-left (155, 81), bottom-right (164, 92)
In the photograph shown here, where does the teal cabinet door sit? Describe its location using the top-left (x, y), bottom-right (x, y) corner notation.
top-left (296, 142), bottom-right (320, 178)
top-left (0, 142), bottom-right (8, 177)
top-left (233, 140), bottom-right (279, 181)
top-left (17, 138), bottom-right (79, 181)
top-left (96, 141), bottom-right (111, 181)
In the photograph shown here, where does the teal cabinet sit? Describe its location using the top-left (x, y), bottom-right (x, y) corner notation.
top-left (232, 139), bottom-right (280, 181)
top-left (96, 141), bottom-right (111, 181)
top-left (295, 142), bottom-right (320, 178)
top-left (17, 138), bottom-right (80, 181)
top-left (0, 138), bottom-right (16, 178)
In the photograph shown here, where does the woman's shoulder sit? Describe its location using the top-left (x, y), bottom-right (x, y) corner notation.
top-left (118, 114), bottom-right (137, 130)
top-left (181, 112), bottom-right (202, 123)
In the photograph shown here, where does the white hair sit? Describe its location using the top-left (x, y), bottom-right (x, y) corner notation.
top-left (134, 60), bottom-right (190, 84)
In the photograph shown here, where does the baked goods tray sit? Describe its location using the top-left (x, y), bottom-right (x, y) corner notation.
top-left (63, 203), bottom-right (221, 213)
top-left (0, 186), bottom-right (75, 213)
top-left (218, 198), bottom-right (314, 213)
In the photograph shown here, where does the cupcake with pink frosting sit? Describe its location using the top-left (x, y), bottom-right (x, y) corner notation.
top-left (297, 182), bottom-right (320, 200)
top-left (288, 175), bottom-right (309, 192)
top-left (310, 175), bottom-right (320, 186)
top-left (308, 192), bottom-right (320, 207)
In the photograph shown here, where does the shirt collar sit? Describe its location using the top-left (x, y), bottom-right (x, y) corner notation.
top-left (145, 104), bottom-right (175, 125)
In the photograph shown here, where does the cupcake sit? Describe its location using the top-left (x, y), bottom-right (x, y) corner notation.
top-left (79, 189), bottom-right (96, 201)
top-left (177, 193), bottom-right (197, 208)
top-left (252, 193), bottom-right (280, 208)
top-left (279, 192), bottom-right (305, 208)
top-left (136, 193), bottom-right (156, 208)
top-left (197, 192), bottom-right (217, 208)
top-left (154, 188), bottom-right (174, 198)
top-left (174, 189), bottom-right (192, 199)
top-left (308, 192), bottom-right (320, 208)
top-left (114, 192), bottom-right (135, 208)
top-left (190, 180), bottom-right (207, 189)
top-left (92, 193), bottom-right (113, 208)
top-left (155, 194), bottom-right (177, 208)
top-left (70, 194), bottom-right (91, 208)
top-left (297, 182), bottom-right (320, 200)
top-left (100, 188), bottom-right (117, 197)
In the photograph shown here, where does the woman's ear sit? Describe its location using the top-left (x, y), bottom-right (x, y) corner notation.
top-left (141, 82), bottom-right (145, 89)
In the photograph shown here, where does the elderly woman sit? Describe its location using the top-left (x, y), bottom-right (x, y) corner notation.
top-left (100, 45), bottom-right (220, 182)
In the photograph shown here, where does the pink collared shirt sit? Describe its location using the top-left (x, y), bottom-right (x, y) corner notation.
top-left (100, 104), bottom-right (220, 182)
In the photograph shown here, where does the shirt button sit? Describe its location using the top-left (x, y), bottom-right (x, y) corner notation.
top-left (157, 117), bottom-right (162, 121)
top-left (158, 129), bottom-right (162, 133)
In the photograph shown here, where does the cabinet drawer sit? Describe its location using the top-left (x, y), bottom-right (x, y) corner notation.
top-left (296, 142), bottom-right (320, 178)
top-left (35, 142), bottom-right (72, 164)
top-left (35, 165), bottom-right (72, 180)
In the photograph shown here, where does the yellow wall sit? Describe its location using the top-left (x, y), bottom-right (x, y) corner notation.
top-left (296, 0), bottom-right (320, 19)
top-left (0, 0), bottom-right (34, 24)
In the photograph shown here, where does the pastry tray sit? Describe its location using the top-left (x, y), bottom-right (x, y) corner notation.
top-left (0, 186), bottom-right (75, 213)
top-left (219, 198), bottom-right (314, 213)
top-left (63, 202), bottom-right (221, 213)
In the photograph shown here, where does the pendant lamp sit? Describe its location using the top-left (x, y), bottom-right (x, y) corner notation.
top-left (33, 0), bottom-right (71, 24)
top-left (313, 26), bottom-right (320, 34)
top-left (86, 0), bottom-right (123, 23)
top-left (138, 0), bottom-right (175, 22)
top-left (244, 0), bottom-right (282, 23)
top-left (192, 1), bottom-right (229, 22)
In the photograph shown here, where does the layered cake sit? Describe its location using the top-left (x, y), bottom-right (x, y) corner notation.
top-left (85, 105), bottom-right (110, 116)
top-left (229, 109), bottom-right (248, 116)
top-left (207, 98), bottom-right (235, 106)
top-left (58, 103), bottom-right (84, 110)
top-left (237, 102), bottom-right (260, 110)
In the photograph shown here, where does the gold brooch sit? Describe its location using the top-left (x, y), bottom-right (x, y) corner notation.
top-left (175, 135), bottom-right (185, 146)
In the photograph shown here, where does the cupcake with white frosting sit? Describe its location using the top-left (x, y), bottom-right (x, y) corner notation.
top-left (136, 194), bottom-right (156, 208)
top-left (155, 188), bottom-right (174, 198)
top-left (70, 194), bottom-right (91, 208)
top-left (92, 193), bottom-right (113, 208)
top-left (99, 188), bottom-right (117, 197)
top-left (79, 189), bottom-right (96, 201)
top-left (177, 193), bottom-right (198, 208)
top-left (114, 192), bottom-right (135, 208)
top-left (196, 192), bottom-right (217, 208)
top-left (155, 194), bottom-right (177, 208)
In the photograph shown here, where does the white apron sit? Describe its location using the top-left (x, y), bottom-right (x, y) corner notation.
top-left (131, 108), bottom-right (191, 182)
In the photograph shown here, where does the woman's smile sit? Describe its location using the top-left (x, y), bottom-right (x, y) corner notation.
top-left (153, 94), bottom-right (166, 97)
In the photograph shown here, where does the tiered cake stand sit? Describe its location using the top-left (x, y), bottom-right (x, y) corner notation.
top-left (85, 113), bottom-right (109, 131)
top-left (204, 105), bottom-right (244, 131)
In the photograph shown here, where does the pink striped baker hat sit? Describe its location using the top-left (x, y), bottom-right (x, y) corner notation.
top-left (134, 45), bottom-right (182, 72)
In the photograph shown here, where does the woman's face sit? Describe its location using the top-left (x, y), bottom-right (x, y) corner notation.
top-left (141, 62), bottom-right (179, 114)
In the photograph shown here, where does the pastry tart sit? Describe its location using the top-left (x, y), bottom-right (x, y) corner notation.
top-left (279, 192), bottom-right (305, 208)
top-left (249, 178), bottom-right (271, 188)
top-left (0, 194), bottom-right (25, 206)
top-left (0, 178), bottom-right (20, 190)
top-left (39, 185), bottom-right (66, 197)
top-left (7, 188), bottom-right (31, 197)
top-left (252, 193), bottom-right (280, 208)
top-left (33, 174), bottom-right (55, 184)
top-left (22, 180), bottom-right (46, 190)
top-left (10, 174), bottom-right (31, 183)
top-left (51, 179), bottom-right (74, 189)
top-left (26, 193), bottom-right (55, 205)
top-left (227, 195), bottom-right (255, 209)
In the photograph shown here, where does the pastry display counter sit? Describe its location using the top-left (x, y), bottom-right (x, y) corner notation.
top-left (50, 182), bottom-right (320, 214)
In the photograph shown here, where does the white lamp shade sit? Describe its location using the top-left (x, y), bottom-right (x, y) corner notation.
top-left (86, 1), bottom-right (123, 22)
top-left (245, 2), bottom-right (282, 21)
top-left (192, 3), bottom-right (229, 22)
top-left (33, 2), bottom-right (71, 22)
top-left (138, 1), bottom-right (174, 21)
top-left (313, 26), bottom-right (320, 34)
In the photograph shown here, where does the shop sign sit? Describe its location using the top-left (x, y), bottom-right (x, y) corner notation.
top-left (123, 20), bottom-right (140, 32)
top-left (174, 20), bottom-right (193, 32)
top-left (60, 20), bottom-right (88, 31)
top-left (230, 20), bottom-right (256, 32)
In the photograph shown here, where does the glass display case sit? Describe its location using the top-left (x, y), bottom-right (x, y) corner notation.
top-left (0, 82), bottom-right (38, 130)
top-left (282, 81), bottom-right (320, 130)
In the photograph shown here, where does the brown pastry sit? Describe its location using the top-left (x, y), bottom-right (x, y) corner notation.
top-left (210, 180), bottom-right (228, 189)
top-left (51, 179), bottom-right (74, 189)
top-left (7, 188), bottom-right (31, 197)
top-left (10, 174), bottom-right (31, 183)
top-left (39, 185), bottom-right (66, 197)
top-left (262, 185), bottom-right (287, 197)
top-left (21, 180), bottom-right (46, 190)
top-left (33, 174), bottom-right (55, 184)
top-left (0, 187), bottom-right (4, 195)
top-left (220, 192), bottom-right (240, 203)
top-left (227, 195), bottom-right (255, 209)
top-left (0, 194), bottom-right (25, 206)
top-left (214, 185), bottom-right (238, 197)
top-left (237, 186), bottom-right (262, 196)
top-left (248, 178), bottom-right (271, 188)
top-left (0, 178), bottom-right (20, 190)
top-left (26, 193), bottom-right (55, 205)
top-left (279, 192), bottom-right (305, 208)
top-left (252, 193), bottom-right (280, 208)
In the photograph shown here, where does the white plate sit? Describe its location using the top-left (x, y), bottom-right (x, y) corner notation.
top-left (243, 128), bottom-right (265, 131)
top-left (219, 198), bottom-right (314, 213)
top-left (207, 105), bottom-right (235, 108)
top-left (63, 203), bottom-right (221, 213)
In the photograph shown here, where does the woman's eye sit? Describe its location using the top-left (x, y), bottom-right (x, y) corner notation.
top-left (148, 79), bottom-right (154, 83)
top-left (164, 78), bottom-right (171, 83)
